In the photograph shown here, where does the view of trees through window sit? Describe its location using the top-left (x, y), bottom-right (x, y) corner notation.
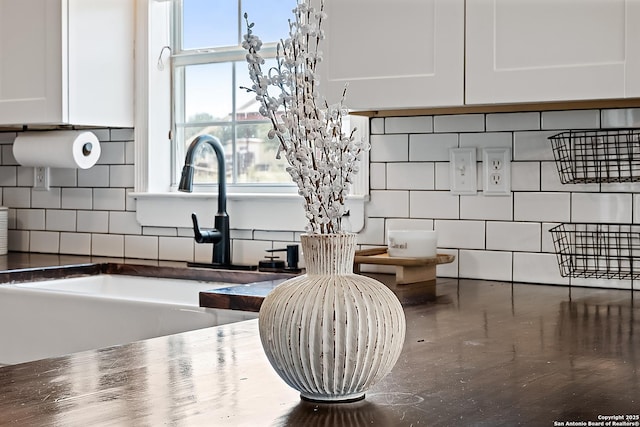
top-left (173, 0), bottom-right (296, 187)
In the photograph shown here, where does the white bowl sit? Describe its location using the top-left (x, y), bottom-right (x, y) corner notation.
top-left (387, 230), bottom-right (437, 258)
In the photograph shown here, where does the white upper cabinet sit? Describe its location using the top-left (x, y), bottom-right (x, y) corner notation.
top-left (318, 0), bottom-right (464, 110)
top-left (0, 0), bottom-right (134, 127)
top-left (466, 0), bottom-right (640, 105)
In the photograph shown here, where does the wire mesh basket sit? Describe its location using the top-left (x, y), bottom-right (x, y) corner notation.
top-left (549, 223), bottom-right (640, 280)
top-left (548, 128), bottom-right (640, 184)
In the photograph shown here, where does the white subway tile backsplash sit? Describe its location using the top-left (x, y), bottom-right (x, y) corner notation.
top-left (90, 129), bottom-right (111, 141)
top-left (0, 132), bottom-right (16, 142)
top-left (370, 134), bottom-right (408, 162)
top-left (125, 189), bottom-right (136, 212)
top-left (601, 108), bottom-right (640, 128)
top-left (30, 230), bottom-right (60, 253)
top-left (410, 191), bottom-right (459, 219)
top-left (513, 252), bottom-right (568, 285)
top-left (232, 239), bottom-right (271, 265)
top-left (514, 192), bottom-right (570, 222)
top-left (109, 165), bottom-right (134, 188)
top-left (486, 222), bottom-right (540, 252)
top-left (253, 231), bottom-right (295, 243)
top-left (78, 165), bottom-right (110, 187)
top-left (542, 222), bottom-right (561, 253)
top-left (93, 188), bottom-right (126, 211)
top-left (194, 243), bottom-right (212, 264)
top-left (435, 220), bottom-right (485, 249)
top-left (436, 248), bottom-right (458, 277)
top-left (433, 114), bottom-right (484, 133)
top-left (541, 109), bottom-right (600, 130)
top-left (435, 163), bottom-right (450, 190)
top-left (385, 116), bottom-right (433, 133)
top-left (8, 229), bottom-right (29, 252)
top-left (61, 188), bottom-right (92, 210)
top-left (46, 210), bottom-right (76, 232)
top-left (486, 112), bottom-right (540, 131)
top-left (513, 131), bottom-right (558, 161)
top-left (357, 217), bottom-right (385, 246)
top-left (32, 188), bottom-right (61, 209)
top-left (92, 233), bottom-right (124, 257)
top-left (600, 182), bottom-right (640, 193)
top-left (60, 233), bottom-right (91, 255)
top-left (370, 117), bottom-right (385, 134)
top-left (77, 210), bottom-right (109, 233)
top-left (16, 209), bottom-right (45, 230)
top-left (385, 218), bottom-right (434, 233)
top-left (124, 140), bottom-right (135, 165)
top-left (98, 141), bottom-right (126, 164)
top-left (571, 193), bottom-right (632, 223)
top-left (110, 128), bottom-right (135, 141)
top-left (368, 190), bottom-right (409, 218)
top-left (50, 169), bottom-right (77, 187)
top-left (109, 211), bottom-right (142, 235)
top-left (511, 162), bottom-right (540, 191)
top-left (387, 163), bottom-right (434, 190)
top-left (370, 163), bottom-right (386, 189)
top-left (634, 195), bottom-right (640, 223)
top-left (0, 166), bottom-right (17, 186)
top-left (459, 250), bottom-right (512, 281)
top-left (1, 111), bottom-right (637, 291)
top-left (409, 133), bottom-right (458, 161)
top-left (459, 132), bottom-right (512, 157)
top-left (159, 236), bottom-right (194, 262)
top-left (143, 226), bottom-right (177, 237)
top-left (17, 167), bottom-right (34, 187)
top-left (125, 235), bottom-right (159, 259)
top-left (1, 145), bottom-right (18, 165)
top-left (540, 161), bottom-right (600, 192)
top-left (229, 229), bottom-right (253, 239)
top-left (460, 194), bottom-right (513, 221)
top-left (6, 208), bottom-right (16, 229)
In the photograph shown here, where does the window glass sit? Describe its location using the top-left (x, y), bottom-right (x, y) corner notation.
top-left (182, 0), bottom-right (237, 50)
top-left (173, 0), bottom-right (297, 187)
top-left (184, 63), bottom-right (233, 122)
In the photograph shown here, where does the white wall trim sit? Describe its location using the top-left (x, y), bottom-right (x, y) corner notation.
top-left (133, 193), bottom-right (366, 232)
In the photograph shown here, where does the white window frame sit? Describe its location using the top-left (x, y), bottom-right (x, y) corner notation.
top-left (132, 0), bottom-right (368, 232)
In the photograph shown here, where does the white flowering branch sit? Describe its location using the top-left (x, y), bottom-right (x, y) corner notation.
top-left (242, 0), bottom-right (368, 234)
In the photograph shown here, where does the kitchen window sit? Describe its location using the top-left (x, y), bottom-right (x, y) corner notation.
top-left (133, 0), bottom-right (367, 232)
top-left (170, 0), bottom-right (297, 192)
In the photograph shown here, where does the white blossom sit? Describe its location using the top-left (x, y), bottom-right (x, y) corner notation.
top-left (242, 1), bottom-right (369, 234)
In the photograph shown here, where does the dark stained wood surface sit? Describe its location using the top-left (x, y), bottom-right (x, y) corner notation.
top-left (1, 277), bottom-right (639, 426)
top-left (0, 252), bottom-right (297, 285)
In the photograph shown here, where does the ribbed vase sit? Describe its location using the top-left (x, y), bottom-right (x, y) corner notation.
top-left (258, 233), bottom-right (406, 402)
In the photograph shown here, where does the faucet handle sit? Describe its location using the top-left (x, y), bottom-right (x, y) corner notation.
top-left (190, 213), bottom-right (221, 244)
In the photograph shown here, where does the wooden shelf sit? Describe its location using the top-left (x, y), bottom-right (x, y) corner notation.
top-left (354, 247), bottom-right (455, 285)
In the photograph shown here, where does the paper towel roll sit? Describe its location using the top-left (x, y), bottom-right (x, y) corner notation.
top-left (13, 131), bottom-right (101, 169)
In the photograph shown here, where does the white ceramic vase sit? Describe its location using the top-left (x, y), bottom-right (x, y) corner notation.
top-left (258, 233), bottom-right (406, 402)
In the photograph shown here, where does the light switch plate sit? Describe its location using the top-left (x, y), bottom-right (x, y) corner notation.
top-left (449, 148), bottom-right (477, 195)
top-left (483, 148), bottom-right (511, 196)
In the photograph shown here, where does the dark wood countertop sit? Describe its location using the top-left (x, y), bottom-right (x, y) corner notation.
top-left (0, 252), bottom-right (296, 287)
top-left (1, 260), bottom-right (639, 426)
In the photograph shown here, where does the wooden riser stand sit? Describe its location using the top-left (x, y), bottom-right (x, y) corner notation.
top-left (353, 247), bottom-right (455, 285)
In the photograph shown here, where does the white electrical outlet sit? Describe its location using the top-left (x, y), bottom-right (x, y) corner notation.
top-left (449, 148), bottom-right (477, 195)
top-left (34, 167), bottom-right (50, 191)
top-left (483, 148), bottom-right (510, 196)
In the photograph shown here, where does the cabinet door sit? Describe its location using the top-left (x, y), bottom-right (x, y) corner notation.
top-left (466, 0), bottom-right (639, 104)
top-left (0, 0), bottom-right (64, 124)
top-left (319, 0), bottom-right (464, 110)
